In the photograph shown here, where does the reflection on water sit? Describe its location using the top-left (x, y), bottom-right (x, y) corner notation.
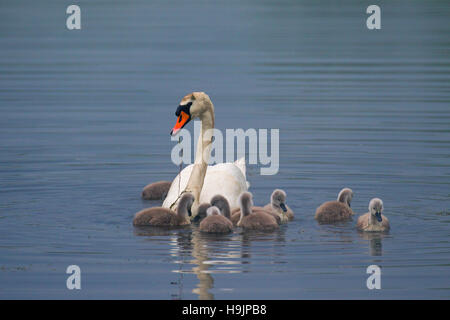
top-left (134, 225), bottom-right (288, 299)
top-left (358, 232), bottom-right (390, 257)
top-left (133, 224), bottom-right (394, 299)
top-left (177, 227), bottom-right (288, 300)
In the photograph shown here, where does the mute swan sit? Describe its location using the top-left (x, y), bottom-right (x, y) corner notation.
top-left (141, 181), bottom-right (172, 200)
top-left (357, 198), bottom-right (390, 232)
top-left (132, 193), bottom-right (194, 226)
top-left (315, 188), bottom-right (354, 223)
top-left (263, 189), bottom-right (293, 223)
top-left (237, 192), bottom-right (279, 231)
top-left (199, 206), bottom-right (233, 234)
top-left (162, 92), bottom-right (249, 217)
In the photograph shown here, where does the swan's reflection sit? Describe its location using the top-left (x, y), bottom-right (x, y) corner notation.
top-left (187, 229), bottom-right (243, 300)
top-left (133, 226), bottom-right (193, 299)
top-left (134, 224), bottom-right (286, 300)
top-left (358, 231), bottom-right (389, 256)
top-left (133, 225), bottom-right (190, 237)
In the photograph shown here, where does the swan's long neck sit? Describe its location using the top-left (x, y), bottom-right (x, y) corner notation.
top-left (185, 102), bottom-right (214, 216)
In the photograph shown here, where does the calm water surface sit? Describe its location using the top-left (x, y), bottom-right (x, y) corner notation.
top-left (0, 0), bottom-right (449, 299)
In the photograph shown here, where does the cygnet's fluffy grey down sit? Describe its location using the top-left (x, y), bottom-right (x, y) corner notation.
top-left (357, 198), bottom-right (390, 232)
top-left (141, 181), bottom-right (172, 200)
top-left (192, 202), bottom-right (211, 223)
top-left (210, 195), bottom-right (232, 220)
top-left (199, 206), bottom-right (233, 234)
top-left (263, 189), bottom-right (293, 223)
top-left (231, 189), bottom-right (290, 225)
top-left (133, 193), bottom-right (193, 226)
top-left (237, 192), bottom-right (279, 231)
top-left (315, 188), bottom-right (354, 223)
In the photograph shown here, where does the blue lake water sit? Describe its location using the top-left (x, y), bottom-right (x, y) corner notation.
top-left (0, 0), bottom-right (449, 299)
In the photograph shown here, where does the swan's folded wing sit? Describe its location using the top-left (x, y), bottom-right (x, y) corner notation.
top-left (163, 161), bottom-right (249, 211)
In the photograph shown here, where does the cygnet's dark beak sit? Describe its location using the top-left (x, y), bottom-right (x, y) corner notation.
top-left (280, 203), bottom-right (287, 212)
top-left (375, 212), bottom-right (382, 222)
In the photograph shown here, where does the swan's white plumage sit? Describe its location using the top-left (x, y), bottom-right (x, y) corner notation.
top-left (162, 158), bottom-right (248, 210)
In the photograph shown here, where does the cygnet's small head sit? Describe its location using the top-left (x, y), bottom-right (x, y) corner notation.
top-left (239, 192), bottom-right (253, 216)
top-left (210, 195), bottom-right (231, 218)
top-left (178, 192), bottom-right (195, 216)
top-left (337, 188), bottom-right (354, 207)
top-left (206, 206), bottom-right (221, 217)
top-left (369, 198), bottom-right (384, 222)
top-left (193, 203), bottom-right (211, 223)
top-left (271, 189), bottom-right (287, 212)
top-left (170, 92), bottom-right (213, 136)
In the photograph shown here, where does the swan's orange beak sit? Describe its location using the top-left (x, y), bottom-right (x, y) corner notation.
top-left (170, 111), bottom-right (191, 136)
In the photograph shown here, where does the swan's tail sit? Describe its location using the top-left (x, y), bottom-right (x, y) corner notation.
top-left (233, 157), bottom-right (250, 190)
top-left (234, 157), bottom-right (246, 177)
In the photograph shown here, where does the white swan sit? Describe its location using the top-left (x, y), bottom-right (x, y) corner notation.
top-left (162, 92), bottom-right (249, 217)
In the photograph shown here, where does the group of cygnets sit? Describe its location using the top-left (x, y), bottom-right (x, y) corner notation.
top-left (134, 184), bottom-right (390, 233)
top-left (315, 188), bottom-right (390, 232)
top-left (134, 188), bottom-right (293, 232)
